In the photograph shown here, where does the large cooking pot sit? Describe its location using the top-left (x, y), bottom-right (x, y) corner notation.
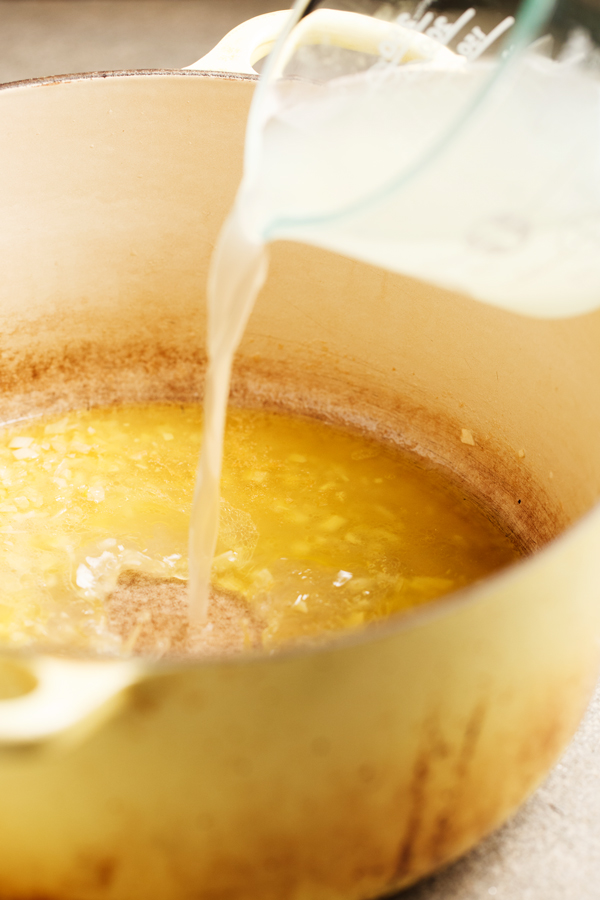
top-left (0, 12), bottom-right (600, 899)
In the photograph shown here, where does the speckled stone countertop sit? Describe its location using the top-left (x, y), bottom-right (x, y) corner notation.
top-left (2, 3), bottom-right (598, 897)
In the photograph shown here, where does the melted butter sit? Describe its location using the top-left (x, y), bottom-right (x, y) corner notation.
top-left (0, 404), bottom-right (519, 652)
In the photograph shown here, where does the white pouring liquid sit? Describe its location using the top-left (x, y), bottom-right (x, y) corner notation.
top-left (188, 217), bottom-right (268, 622)
top-left (188, 39), bottom-right (600, 621)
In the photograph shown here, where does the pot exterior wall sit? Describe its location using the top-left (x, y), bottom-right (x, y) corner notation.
top-left (0, 520), bottom-right (599, 900)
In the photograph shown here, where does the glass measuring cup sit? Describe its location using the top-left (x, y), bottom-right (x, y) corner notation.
top-left (186, 0), bottom-right (600, 621)
top-left (232, 0), bottom-right (600, 317)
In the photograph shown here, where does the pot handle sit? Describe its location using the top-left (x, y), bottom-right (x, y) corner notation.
top-left (185, 10), bottom-right (289, 76)
top-left (185, 8), bottom-right (459, 76)
top-left (0, 656), bottom-right (141, 749)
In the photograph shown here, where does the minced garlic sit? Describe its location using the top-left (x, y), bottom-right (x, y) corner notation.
top-left (0, 405), bottom-right (520, 653)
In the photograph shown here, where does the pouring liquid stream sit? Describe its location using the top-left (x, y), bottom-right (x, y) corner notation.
top-left (188, 216), bottom-right (268, 622)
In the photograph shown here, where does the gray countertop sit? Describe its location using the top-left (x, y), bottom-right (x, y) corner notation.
top-left (1, 3), bottom-right (598, 897)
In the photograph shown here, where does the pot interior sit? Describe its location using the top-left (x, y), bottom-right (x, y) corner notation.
top-left (1, 71), bottom-right (599, 636)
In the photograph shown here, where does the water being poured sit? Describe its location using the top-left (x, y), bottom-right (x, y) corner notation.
top-left (188, 212), bottom-right (268, 622)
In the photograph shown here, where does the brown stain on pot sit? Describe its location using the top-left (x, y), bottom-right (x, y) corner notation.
top-left (424, 698), bottom-right (488, 866)
top-left (394, 752), bottom-right (432, 881)
top-left (0, 309), bottom-right (566, 560)
top-left (0, 857), bottom-right (118, 900)
top-left (390, 705), bottom-right (480, 885)
top-left (76, 855), bottom-right (118, 891)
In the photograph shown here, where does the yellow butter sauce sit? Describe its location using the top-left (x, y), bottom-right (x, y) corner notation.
top-left (0, 404), bottom-right (519, 652)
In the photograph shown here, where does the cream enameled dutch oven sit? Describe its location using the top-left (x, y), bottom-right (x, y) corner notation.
top-left (0, 12), bottom-right (600, 899)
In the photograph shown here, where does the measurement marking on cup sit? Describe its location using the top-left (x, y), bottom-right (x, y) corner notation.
top-left (396, 11), bottom-right (436, 34)
top-left (373, 9), bottom-right (515, 76)
top-left (426, 8), bottom-right (476, 46)
top-left (457, 17), bottom-right (515, 61)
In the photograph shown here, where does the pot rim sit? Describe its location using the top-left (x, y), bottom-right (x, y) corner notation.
top-left (0, 64), bottom-right (596, 670)
top-left (0, 67), bottom-right (257, 94)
